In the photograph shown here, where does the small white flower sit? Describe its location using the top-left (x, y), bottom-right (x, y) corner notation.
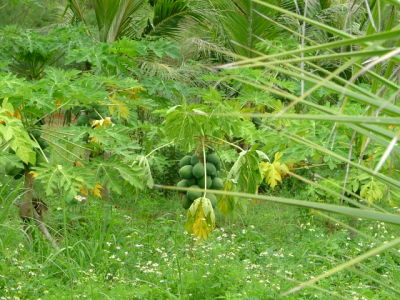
top-left (74, 195), bottom-right (87, 202)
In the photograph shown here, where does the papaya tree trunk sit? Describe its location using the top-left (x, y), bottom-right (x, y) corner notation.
top-left (18, 169), bottom-right (59, 250)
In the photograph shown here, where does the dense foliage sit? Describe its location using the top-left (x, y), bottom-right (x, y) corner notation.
top-left (0, 0), bottom-right (399, 299)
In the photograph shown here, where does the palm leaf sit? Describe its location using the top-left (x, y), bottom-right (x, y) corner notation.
top-left (144, 0), bottom-right (203, 38)
top-left (208, 0), bottom-right (283, 56)
top-left (94, 0), bottom-right (144, 42)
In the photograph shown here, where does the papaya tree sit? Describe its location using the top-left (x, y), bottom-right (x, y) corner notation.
top-left (0, 25), bottom-right (183, 247)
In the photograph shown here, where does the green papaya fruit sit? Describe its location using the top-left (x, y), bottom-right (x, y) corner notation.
top-left (190, 155), bottom-right (199, 165)
top-left (198, 176), bottom-right (212, 189)
top-left (193, 162), bottom-right (217, 178)
top-left (179, 165), bottom-right (193, 179)
top-left (177, 179), bottom-right (189, 188)
top-left (211, 177), bottom-right (224, 190)
top-left (186, 178), bottom-right (196, 186)
top-left (88, 110), bottom-right (98, 119)
top-left (192, 163), bottom-right (205, 179)
top-left (179, 155), bottom-right (192, 167)
top-left (206, 163), bottom-right (217, 177)
top-left (187, 185), bottom-right (202, 202)
top-left (76, 115), bottom-right (89, 126)
top-left (206, 153), bottom-right (221, 170)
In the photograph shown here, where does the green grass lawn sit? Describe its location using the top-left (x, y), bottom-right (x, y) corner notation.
top-left (1, 193), bottom-right (399, 300)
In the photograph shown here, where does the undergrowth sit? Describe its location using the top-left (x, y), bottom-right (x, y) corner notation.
top-left (1, 193), bottom-right (399, 300)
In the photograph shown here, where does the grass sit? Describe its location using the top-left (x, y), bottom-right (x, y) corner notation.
top-left (1, 188), bottom-right (400, 300)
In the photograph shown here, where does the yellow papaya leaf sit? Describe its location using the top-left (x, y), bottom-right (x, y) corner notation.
top-left (260, 152), bottom-right (289, 189)
top-left (109, 99), bottom-right (129, 120)
top-left (132, 86), bottom-right (145, 93)
top-left (74, 161), bottom-right (84, 167)
top-left (192, 208), bottom-right (210, 239)
top-left (186, 197), bottom-right (215, 239)
top-left (13, 109), bottom-right (22, 120)
top-left (217, 196), bottom-right (230, 215)
top-left (360, 181), bottom-right (385, 205)
top-left (217, 194), bottom-right (236, 215)
top-left (91, 183), bottom-right (102, 198)
top-left (80, 186), bottom-right (88, 196)
top-left (89, 136), bottom-right (99, 143)
top-left (128, 86), bottom-right (145, 99)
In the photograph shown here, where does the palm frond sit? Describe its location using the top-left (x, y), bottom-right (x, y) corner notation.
top-left (208, 0), bottom-right (283, 57)
top-left (144, 0), bottom-right (203, 38)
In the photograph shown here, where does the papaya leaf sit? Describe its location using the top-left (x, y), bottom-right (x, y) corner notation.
top-left (138, 155), bottom-right (154, 189)
top-left (228, 148), bottom-right (262, 194)
top-left (360, 180), bottom-right (386, 205)
top-left (91, 158), bottom-right (145, 194)
top-left (0, 102), bottom-right (37, 164)
top-left (109, 97), bottom-right (130, 120)
top-left (0, 152), bottom-right (23, 169)
top-left (186, 197), bottom-right (215, 239)
top-left (260, 152), bottom-right (289, 189)
top-left (33, 163), bottom-right (86, 198)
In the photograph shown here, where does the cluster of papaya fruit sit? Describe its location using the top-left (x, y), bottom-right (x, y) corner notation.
top-left (177, 152), bottom-right (224, 209)
top-left (75, 109), bottom-right (100, 127)
top-left (74, 105), bottom-right (120, 128)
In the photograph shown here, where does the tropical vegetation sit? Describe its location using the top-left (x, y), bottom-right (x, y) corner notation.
top-left (0, 0), bottom-right (399, 299)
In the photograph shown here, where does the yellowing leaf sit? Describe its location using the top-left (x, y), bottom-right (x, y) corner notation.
top-left (217, 196), bottom-right (230, 215)
top-left (186, 197), bottom-right (215, 239)
top-left (90, 136), bottom-right (99, 143)
top-left (260, 162), bottom-right (281, 189)
top-left (260, 152), bottom-right (289, 189)
top-left (360, 181), bottom-right (386, 205)
top-left (13, 109), bottom-right (22, 120)
top-left (128, 86), bottom-right (145, 99)
top-left (80, 186), bottom-right (88, 196)
top-left (91, 183), bottom-right (103, 198)
top-left (192, 208), bottom-right (209, 239)
top-left (109, 98), bottom-right (129, 120)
